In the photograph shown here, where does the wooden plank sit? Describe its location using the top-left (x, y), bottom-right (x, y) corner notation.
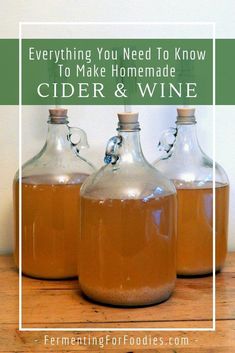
top-left (25, 321), bottom-right (212, 328)
top-left (21, 276), bottom-right (214, 326)
top-left (20, 271), bottom-right (233, 327)
top-left (0, 258), bottom-right (234, 326)
top-left (4, 350), bottom-right (233, 353)
top-left (0, 292), bottom-right (18, 324)
top-left (0, 320), bottom-right (235, 352)
top-left (1, 254), bottom-right (235, 351)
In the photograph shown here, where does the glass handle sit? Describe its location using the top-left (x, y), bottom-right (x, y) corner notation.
top-left (104, 135), bottom-right (122, 165)
top-left (67, 126), bottom-right (89, 156)
top-left (158, 127), bottom-right (177, 154)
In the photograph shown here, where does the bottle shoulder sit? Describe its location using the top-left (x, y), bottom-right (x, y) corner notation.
top-left (15, 147), bottom-right (95, 184)
top-left (81, 162), bottom-right (176, 200)
top-left (154, 150), bottom-right (229, 185)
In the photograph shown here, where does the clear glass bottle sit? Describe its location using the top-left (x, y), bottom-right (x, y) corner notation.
top-left (13, 108), bottom-right (95, 279)
top-left (154, 107), bottom-right (229, 276)
top-left (79, 112), bottom-right (177, 307)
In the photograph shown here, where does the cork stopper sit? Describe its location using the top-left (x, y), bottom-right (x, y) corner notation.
top-left (117, 112), bottom-right (139, 123)
top-left (49, 108), bottom-right (68, 117)
top-left (176, 107), bottom-right (196, 124)
top-left (117, 112), bottom-right (140, 131)
top-left (48, 108), bottom-right (68, 124)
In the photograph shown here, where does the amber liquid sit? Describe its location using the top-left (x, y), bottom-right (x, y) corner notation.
top-left (13, 174), bottom-right (88, 279)
top-left (176, 182), bottom-right (229, 276)
top-left (79, 194), bottom-right (177, 306)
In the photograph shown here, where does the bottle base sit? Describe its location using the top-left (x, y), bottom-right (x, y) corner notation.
top-left (80, 282), bottom-right (175, 307)
top-left (14, 257), bottom-right (78, 280)
top-left (22, 271), bottom-right (78, 280)
top-left (177, 266), bottom-right (223, 277)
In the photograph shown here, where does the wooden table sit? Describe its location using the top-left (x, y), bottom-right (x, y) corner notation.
top-left (0, 253), bottom-right (235, 352)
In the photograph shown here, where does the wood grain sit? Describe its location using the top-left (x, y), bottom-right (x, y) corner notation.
top-left (0, 254), bottom-right (235, 352)
top-left (21, 278), bottom-right (213, 326)
top-left (0, 321), bottom-right (235, 352)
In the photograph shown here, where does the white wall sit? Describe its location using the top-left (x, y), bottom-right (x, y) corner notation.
top-left (0, 0), bottom-right (235, 253)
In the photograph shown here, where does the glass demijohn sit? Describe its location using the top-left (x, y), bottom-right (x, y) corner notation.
top-left (79, 112), bottom-right (177, 307)
top-left (13, 108), bottom-right (95, 279)
top-left (154, 107), bottom-right (229, 276)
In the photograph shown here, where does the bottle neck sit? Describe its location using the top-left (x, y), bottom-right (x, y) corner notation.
top-left (117, 130), bottom-right (146, 164)
top-left (174, 123), bottom-right (202, 154)
top-left (44, 122), bottom-right (70, 154)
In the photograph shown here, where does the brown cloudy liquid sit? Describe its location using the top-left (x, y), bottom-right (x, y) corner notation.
top-left (176, 182), bottom-right (229, 276)
top-left (13, 174), bottom-right (88, 279)
top-left (79, 194), bottom-right (177, 306)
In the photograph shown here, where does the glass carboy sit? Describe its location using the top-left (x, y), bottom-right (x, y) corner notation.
top-left (79, 112), bottom-right (177, 306)
top-left (13, 108), bottom-right (95, 279)
top-left (154, 107), bottom-right (229, 276)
